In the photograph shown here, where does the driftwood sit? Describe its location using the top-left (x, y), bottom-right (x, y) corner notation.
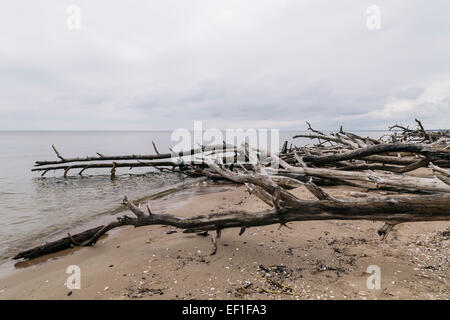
top-left (15, 161), bottom-right (450, 260)
top-left (13, 226), bottom-right (104, 260)
top-left (13, 179), bottom-right (209, 260)
top-left (32, 144), bottom-right (242, 177)
top-left (34, 143), bottom-right (236, 167)
top-left (431, 163), bottom-right (450, 186)
top-left (15, 119), bottom-right (450, 260)
top-left (31, 119), bottom-right (449, 178)
top-left (32, 161), bottom-right (183, 177)
top-left (301, 143), bottom-right (449, 165)
top-left (388, 118), bottom-right (449, 143)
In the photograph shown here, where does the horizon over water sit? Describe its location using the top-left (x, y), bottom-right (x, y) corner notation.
top-left (0, 129), bottom-right (391, 264)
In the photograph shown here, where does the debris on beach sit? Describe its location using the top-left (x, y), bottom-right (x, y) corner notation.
top-left (15, 119), bottom-right (450, 260)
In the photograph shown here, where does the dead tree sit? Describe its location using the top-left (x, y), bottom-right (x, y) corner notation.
top-left (15, 160), bottom-right (450, 260)
top-left (15, 119), bottom-right (450, 260)
top-left (16, 155), bottom-right (450, 260)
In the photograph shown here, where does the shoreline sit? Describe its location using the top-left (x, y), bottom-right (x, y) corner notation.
top-left (0, 182), bottom-right (448, 300)
top-left (0, 179), bottom-right (236, 273)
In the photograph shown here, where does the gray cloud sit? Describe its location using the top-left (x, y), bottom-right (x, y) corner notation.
top-left (0, 0), bottom-right (449, 130)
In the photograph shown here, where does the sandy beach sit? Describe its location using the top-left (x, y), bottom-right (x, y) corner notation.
top-left (1, 180), bottom-right (448, 300)
top-left (2, 0), bottom-right (450, 306)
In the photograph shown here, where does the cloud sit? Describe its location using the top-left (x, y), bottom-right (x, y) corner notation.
top-left (0, 0), bottom-right (449, 130)
top-left (361, 78), bottom-right (450, 129)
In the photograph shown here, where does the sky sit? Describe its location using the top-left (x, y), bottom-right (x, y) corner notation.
top-left (0, 0), bottom-right (449, 131)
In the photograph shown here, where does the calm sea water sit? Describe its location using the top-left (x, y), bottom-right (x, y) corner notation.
top-left (0, 130), bottom-right (387, 262)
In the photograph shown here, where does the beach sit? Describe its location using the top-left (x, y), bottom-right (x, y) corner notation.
top-left (1, 181), bottom-right (448, 300)
top-left (2, 0), bottom-right (450, 306)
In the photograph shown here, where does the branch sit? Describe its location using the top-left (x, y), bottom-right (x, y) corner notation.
top-left (302, 143), bottom-right (449, 165)
top-left (14, 192), bottom-right (450, 260)
top-left (34, 143), bottom-right (236, 167)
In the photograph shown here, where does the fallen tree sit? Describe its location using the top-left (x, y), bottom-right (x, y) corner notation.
top-left (15, 119), bottom-right (450, 260)
top-left (15, 160), bottom-right (450, 260)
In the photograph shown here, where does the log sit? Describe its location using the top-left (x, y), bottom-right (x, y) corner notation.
top-left (14, 186), bottom-right (450, 260)
top-left (301, 143), bottom-right (449, 165)
top-left (16, 119), bottom-right (450, 260)
top-left (14, 160), bottom-right (450, 260)
top-left (13, 226), bottom-right (104, 260)
top-left (13, 178), bottom-right (211, 260)
top-left (34, 143), bottom-right (236, 167)
top-left (268, 161), bottom-right (450, 193)
top-left (31, 161), bottom-right (193, 176)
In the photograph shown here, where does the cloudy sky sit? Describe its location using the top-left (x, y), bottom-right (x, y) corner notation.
top-left (0, 0), bottom-right (449, 130)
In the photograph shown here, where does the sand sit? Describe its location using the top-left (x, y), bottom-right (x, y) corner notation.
top-left (0, 183), bottom-right (449, 300)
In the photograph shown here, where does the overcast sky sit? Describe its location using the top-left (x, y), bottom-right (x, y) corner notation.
top-left (0, 0), bottom-right (449, 130)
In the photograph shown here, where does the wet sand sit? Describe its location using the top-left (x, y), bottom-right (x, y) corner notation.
top-left (0, 183), bottom-right (449, 300)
